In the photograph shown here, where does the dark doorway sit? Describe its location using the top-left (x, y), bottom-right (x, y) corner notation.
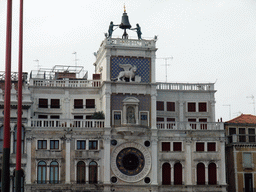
top-left (245, 173), bottom-right (253, 192)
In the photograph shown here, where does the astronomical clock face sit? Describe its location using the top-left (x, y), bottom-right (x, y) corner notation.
top-left (116, 147), bottom-right (145, 176)
top-left (111, 142), bottom-right (151, 182)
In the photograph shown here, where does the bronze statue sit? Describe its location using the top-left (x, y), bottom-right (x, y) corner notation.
top-left (108, 21), bottom-right (118, 38)
top-left (131, 24), bottom-right (142, 40)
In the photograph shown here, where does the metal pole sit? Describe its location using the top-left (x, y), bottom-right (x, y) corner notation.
top-left (16, 0), bottom-right (24, 191)
top-left (2, 0), bottom-right (13, 191)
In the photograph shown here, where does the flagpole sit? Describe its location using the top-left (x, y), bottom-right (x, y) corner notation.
top-left (2, 0), bottom-right (13, 191)
top-left (16, 0), bottom-right (24, 191)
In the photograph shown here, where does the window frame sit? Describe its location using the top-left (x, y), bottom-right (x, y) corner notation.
top-left (207, 142), bottom-right (216, 152)
top-left (198, 102), bottom-right (207, 112)
top-left (38, 140), bottom-right (47, 150)
top-left (77, 140), bottom-right (86, 150)
top-left (187, 102), bottom-right (196, 112)
top-left (38, 98), bottom-right (48, 108)
top-left (74, 99), bottom-right (83, 109)
top-left (243, 152), bottom-right (253, 168)
top-left (86, 99), bottom-right (95, 109)
top-left (156, 101), bottom-right (164, 111)
top-left (139, 111), bottom-right (149, 126)
top-left (50, 140), bottom-right (59, 150)
top-left (50, 99), bottom-right (60, 109)
top-left (89, 140), bottom-right (98, 150)
top-left (162, 142), bottom-right (171, 152)
top-left (196, 142), bottom-right (205, 152)
top-left (173, 142), bottom-right (182, 152)
top-left (167, 102), bottom-right (175, 112)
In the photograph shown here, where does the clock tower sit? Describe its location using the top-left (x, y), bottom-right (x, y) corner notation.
top-left (94, 9), bottom-right (158, 191)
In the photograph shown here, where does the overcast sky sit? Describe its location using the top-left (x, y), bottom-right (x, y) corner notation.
top-left (1, 0), bottom-right (256, 121)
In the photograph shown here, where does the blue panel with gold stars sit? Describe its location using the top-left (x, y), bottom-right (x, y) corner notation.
top-left (111, 56), bottom-right (151, 83)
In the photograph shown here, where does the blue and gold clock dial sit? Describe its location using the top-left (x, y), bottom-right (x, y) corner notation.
top-left (116, 147), bottom-right (145, 176)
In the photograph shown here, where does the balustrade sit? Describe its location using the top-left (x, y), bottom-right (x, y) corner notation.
top-left (157, 121), bottom-right (224, 130)
top-left (31, 119), bottom-right (104, 128)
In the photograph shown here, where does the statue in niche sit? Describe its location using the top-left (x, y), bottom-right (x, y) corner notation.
top-left (127, 106), bottom-right (135, 124)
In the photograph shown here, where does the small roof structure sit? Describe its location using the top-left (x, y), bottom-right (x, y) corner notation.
top-left (226, 114), bottom-right (256, 124)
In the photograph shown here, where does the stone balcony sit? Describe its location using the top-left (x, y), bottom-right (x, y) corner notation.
top-left (29, 79), bottom-right (101, 88)
top-left (30, 119), bottom-right (104, 129)
top-left (156, 82), bottom-right (215, 91)
top-left (157, 121), bottom-right (224, 131)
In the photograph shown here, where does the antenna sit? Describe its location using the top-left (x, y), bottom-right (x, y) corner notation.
top-left (246, 95), bottom-right (255, 115)
top-left (223, 104), bottom-right (231, 119)
top-left (72, 52), bottom-right (79, 67)
top-left (33, 59), bottom-right (40, 70)
top-left (156, 57), bottom-right (173, 82)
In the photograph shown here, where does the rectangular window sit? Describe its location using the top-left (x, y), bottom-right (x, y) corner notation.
top-left (167, 102), bottom-right (175, 112)
top-left (74, 99), bottom-right (83, 109)
top-left (38, 140), bottom-right (47, 149)
top-left (89, 140), bottom-right (98, 150)
top-left (228, 127), bottom-right (236, 143)
top-left (249, 128), bottom-right (255, 142)
top-left (196, 142), bottom-right (204, 152)
top-left (39, 99), bottom-right (48, 108)
top-left (50, 140), bottom-right (59, 149)
top-left (86, 99), bottom-right (95, 108)
top-left (173, 142), bottom-right (182, 151)
top-left (140, 112), bottom-right (148, 126)
top-left (51, 99), bottom-right (60, 108)
top-left (162, 142), bottom-right (170, 151)
top-left (157, 117), bottom-right (164, 122)
top-left (198, 102), bottom-right (207, 112)
top-left (157, 101), bottom-right (164, 111)
top-left (207, 142), bottom-right (216, 151)
top-left (243, 153), bottom-right (253, 168)
top-left (229, 128), bottom-right (236, 135)
top-left (114, 111), bottom-right (121, 126)
top-left (239, 128), bottom-right (246, 142)
top-left (77, 140), bottom-right (86, 150)
top-left (188, 102), bottom-right (196, 112)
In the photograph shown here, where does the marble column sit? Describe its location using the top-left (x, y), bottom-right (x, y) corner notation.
top-left (151, 137), bottom-right (158, 185)
top-left (65, 137), bottom-right (71, 183)
top-left (26, 137), bottom-right (32, 184)
top-left (185, 139), bottom-right (192, 185)
top-left (220, 139), bottom-right (226, 185)
top-left (103, 135), bottom-right (111, 184)
top-left (151, 94), bottom-right (157, 129)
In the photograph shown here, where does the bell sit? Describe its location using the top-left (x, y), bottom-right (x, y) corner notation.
top-left (120, 12), bottom-right (131, 30)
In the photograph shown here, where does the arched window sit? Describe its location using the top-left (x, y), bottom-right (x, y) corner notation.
top-left (208, 163), bottom-right (217, 185)
top-left (38, 161), bottom-right (47, 184)
top-left (77, 161), bottom-right (85, 184)
top-left (197, 163), bottom-right (205, 185)
top-left (89, 161), bottom-right (98, 184)
top-left (0, 126), bottom-right (3, 153)
top-left (162, 163), bottom-right (171, 185)
top-left (12, 170), bottom-right (25, 192)
top-left (13, 126), bottom-right (25, 154)
top-left (50, 161), bottom-right (59, 184)
top-left (174, 162), bottom-right (182, 185)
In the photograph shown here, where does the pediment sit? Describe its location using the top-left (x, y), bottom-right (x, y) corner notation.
top-left (122, 97), bottom-right (140, 104)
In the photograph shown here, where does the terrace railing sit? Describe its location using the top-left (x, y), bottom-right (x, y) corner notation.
top-left (30, 79), bottom-right (101, 88)
top-left (157, 121), bottom-right (224, 130)
top-left (30, 119), bottom-right (104, 128)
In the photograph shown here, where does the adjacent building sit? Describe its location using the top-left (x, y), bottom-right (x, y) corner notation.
top-left (225, 114), bottom-right (256, 192)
